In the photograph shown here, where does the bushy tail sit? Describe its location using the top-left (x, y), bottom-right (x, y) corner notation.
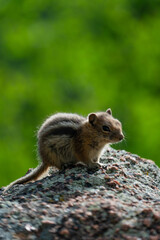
top-left (3, 163), bottom-right (49, 193)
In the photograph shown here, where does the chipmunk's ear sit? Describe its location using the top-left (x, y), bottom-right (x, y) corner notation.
top-left (106, 108), bottom-right (112, 115)
top-left (88, 113), bottom-right (97, 125)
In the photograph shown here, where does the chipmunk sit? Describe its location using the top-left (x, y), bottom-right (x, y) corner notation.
top-left (4, 108), bottom-right (124, 192)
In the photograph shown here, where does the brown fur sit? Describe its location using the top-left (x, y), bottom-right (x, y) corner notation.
top-left (4, 109), bottom-right (124, 193)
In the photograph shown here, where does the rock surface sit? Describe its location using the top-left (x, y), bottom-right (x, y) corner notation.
top-left (0, 148), bottom-right (160, 240)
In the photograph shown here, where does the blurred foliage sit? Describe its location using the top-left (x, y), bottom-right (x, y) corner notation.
top-left (0, 0), bottom-right (160, 186)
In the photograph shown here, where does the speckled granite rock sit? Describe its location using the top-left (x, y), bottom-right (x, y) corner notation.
top-left (0, 148), bottom-right (160, 240)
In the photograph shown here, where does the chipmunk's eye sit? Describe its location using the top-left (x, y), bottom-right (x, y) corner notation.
top-left (102, 126), bottom-right (110, 132)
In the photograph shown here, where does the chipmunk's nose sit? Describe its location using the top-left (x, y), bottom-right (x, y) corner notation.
top-left (119, 134), bottom-right (124, 141)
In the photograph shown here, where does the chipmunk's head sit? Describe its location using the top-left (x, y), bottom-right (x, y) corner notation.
top-left (88, 108), bottom-right (124, 144)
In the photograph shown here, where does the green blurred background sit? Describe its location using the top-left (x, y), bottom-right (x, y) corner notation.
top-left (1, 0), bottom-right (160, 186)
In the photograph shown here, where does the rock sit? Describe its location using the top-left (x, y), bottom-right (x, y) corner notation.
top-left (0, 148), bottom-right (160, 240)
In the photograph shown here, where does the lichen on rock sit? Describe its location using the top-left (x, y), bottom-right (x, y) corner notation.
top-left (0, 148), bottom-right (160, 240)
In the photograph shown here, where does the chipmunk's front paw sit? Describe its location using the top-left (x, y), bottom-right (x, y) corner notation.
top-left (87, 162), bottom-right (101, 170)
